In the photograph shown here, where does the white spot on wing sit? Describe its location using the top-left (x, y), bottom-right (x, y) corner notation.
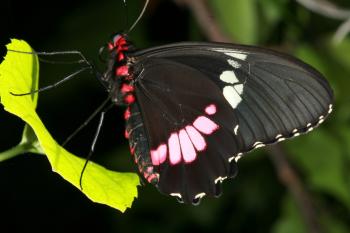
top-left (220, 70), bottom-right (239, 84)
top-left (275, 134), bottom-right (283, 139)
top-left (194, 193), bottom-right (206, 199)
top-left (328, 104), bottom-right (333, 114)
top-left (254, 143), bottom-right (265, 149)
top-left (228, 53), bottom-right (247, 60)
top-left (253, 141), bottom-right (265, 148)
top-left (223, 86), bottom-right (242, 109)
top-left (234, 125), bottom-right (239, 135)
top-left (212, 48), bottom-right (248, 60)
top-left (170, 193), bottom-right (182, 198)
top-left (214, 176), bottom-right (227, 184)
top-left (253, 141), bottom-right (262, 147)
top-left (228, 59), bottom-right (241, 68)
top-left (234, 84), bottom-right (244, 94)
top-left (235, 155), bottom-right (242, 162)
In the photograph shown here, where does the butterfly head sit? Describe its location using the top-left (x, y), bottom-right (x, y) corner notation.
top-left (107, 33), bottom-right (130, 62)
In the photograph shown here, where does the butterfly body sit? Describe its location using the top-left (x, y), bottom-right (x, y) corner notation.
top-left (103, 33), bottom-right (333, 204)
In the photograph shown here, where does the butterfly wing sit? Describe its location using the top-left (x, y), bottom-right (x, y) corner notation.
top-left (130, 42), bottom-right (333, 204)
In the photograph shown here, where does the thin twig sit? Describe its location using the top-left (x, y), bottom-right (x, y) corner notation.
top-left (296, 0), bottom-right (350, 44)
top-left (174, 1), bottom-right (323, 232)
top-left (174, 0), bottom-right (231, 43)
top-left (295, 0), bottom-right (350, 20)
top-left (267, 145), bottom-right (323, 233)
top-left (333, 17), bottom-right (350, 44)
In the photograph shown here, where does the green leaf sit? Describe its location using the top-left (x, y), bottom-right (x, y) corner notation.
top-left (0, 39), bottom-right (139, 212)
top-left (210, 0), bottom-right (258, 44)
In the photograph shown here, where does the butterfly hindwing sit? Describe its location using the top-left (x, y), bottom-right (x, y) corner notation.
top-left (133, 58), bottom-right (241, 203)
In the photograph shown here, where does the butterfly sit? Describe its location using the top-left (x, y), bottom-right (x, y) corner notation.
top-left (100, 32), bottom-right (333, 205)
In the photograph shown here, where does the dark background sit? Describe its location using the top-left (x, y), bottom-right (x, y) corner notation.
top-left (1, 0), bottom-right (350, 232)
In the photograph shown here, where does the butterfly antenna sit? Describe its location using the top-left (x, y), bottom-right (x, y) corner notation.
top-left (127, 0), bottom-right (149, 33)
top-left (121, 0), bottom-right (129, 30)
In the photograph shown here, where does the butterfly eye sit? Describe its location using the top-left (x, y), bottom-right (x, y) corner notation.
top-left (112, 34), bottom-right (122, 45)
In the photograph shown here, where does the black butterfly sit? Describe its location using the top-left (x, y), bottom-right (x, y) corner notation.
top-left (99, 33), bottom-right (333, 205)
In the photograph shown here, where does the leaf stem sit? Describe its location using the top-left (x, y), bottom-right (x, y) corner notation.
top-left (0, 143), bottom-right (31, 162)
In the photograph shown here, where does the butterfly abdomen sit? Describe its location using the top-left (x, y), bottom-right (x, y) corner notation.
top-left (125, 104), bottom-right (160, 185)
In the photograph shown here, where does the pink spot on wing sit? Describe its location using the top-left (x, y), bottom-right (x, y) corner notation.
top-left (168, 133), bottom-right (182, 165)
top-left (151, 144), bottom-right (167, 166)
top-left (193, 116), bottom-right (219, 135)
top-left (179, 129), bottom-right (197, 163)
top-left (185, 126), bottom-right (206, 151)
top-left (205, 104), bottom-right (217, 115)
top-left (149, 103), bottom-right (220, 166)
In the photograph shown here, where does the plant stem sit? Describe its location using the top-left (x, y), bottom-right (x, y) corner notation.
top-left (0, 143), bottom-right (29, 162)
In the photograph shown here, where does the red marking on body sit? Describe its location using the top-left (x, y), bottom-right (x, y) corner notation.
top-left (124, 107), bottom-right (131, 120)
top-left (108, 43), bottom-right (114, 50)
top-left (138, 164), bottom-right (143, 172)
top-left (130, 146), bottom-right (135, 155)
top-left (124, 94), bottom-right (135, 104)
top-left (124, 130), bottom-right (129, 139)
top-left (110, 35), bottom-right (129, 63)
top-left (205, 104), bottom-right (217, 115)
top-left (121, 83), bottom-right (134, 93)
top-left (118, 52), bottom-right (125, 61)
top-left (146, 173), bottom-right (159, 184)
top-left (147, 167), bottom-right (153, 173)
top-left (151, 144), bottom-right (167, 166)
top-left (116, 65), bottom-right (129, 76)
